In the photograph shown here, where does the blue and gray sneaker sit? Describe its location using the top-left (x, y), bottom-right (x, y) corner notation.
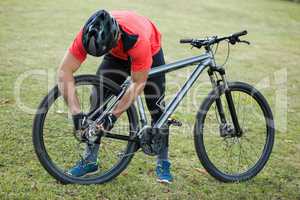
top-left (156, 160), bottom-right (173, 183)
top-left (66, 159), bottom-right (99, 177)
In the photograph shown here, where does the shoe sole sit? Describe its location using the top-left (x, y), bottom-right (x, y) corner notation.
top-left (156, 178), bottom-right (172, 184)
top-left (82, 169), bottom-right (100, 177)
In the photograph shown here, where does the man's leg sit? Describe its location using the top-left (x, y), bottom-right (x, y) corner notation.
top-left (143, 49), bottom-right (170, 163)
top-left (85, 54), bottom-right (130, 163)
top-left (144, 49), bottom-right (172, 183)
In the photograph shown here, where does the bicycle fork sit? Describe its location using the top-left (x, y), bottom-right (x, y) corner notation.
top-left (208, 68), bottom-right (242, 137)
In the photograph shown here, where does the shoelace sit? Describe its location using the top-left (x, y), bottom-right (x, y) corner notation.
top-left (158, 165), bottom-right (170, 176)
top-left (76, 159), bottom-right (90, 169)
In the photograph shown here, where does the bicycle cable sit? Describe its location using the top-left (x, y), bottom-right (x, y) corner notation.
top-left (213, 42), bottom-right (219, 55)
top-left (211, 39), bottom-right (230, 68)
top-left (219, 40), bottom-right (231, 68)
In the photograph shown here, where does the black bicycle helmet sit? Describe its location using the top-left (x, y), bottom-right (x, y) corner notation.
top-left (82, 10), bottom-right (120, 57)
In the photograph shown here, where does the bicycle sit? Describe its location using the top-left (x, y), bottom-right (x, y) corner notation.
top-left (33, 30), bottom-right (275, 184)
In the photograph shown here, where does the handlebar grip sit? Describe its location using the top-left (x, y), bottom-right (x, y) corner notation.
top-left (232, 30), bottom-right (248, 38)
top-left (180, 39), bottom-right (193, 43)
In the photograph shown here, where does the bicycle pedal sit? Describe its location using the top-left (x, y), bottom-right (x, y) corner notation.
top-left (167, 118), bottom-right (182, 127)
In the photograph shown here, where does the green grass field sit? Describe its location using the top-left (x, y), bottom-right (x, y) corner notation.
top-left (1, 0), bottom-right (300, 199)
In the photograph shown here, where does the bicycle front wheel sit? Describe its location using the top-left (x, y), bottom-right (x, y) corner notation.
top-left (194, 81), bottom-right (274, 182)
top-left (32, 75), bottom-right (139, 184)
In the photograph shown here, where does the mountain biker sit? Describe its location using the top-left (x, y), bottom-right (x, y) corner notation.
top-left (57, 10), bottom-right (173, 183)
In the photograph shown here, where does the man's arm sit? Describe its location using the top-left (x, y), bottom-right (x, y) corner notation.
top-left (111, 70), bottom-right (149, 117)
top-left (57, 51), bottom-right (82, 114)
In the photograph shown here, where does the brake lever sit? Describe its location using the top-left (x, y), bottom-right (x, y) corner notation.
top-left (239, 40), bottom-right (250, 45)
top-left (229, 36), bottom-right (250, 45)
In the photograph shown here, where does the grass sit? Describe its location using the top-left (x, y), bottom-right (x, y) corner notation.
top-left (0, 0), bottom-right (300, 199)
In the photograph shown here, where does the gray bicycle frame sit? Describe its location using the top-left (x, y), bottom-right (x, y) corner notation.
top-left (88, 50), bottom-right (223, 139)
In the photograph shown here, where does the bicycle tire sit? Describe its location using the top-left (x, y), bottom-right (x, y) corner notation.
top-left (194, 81), bottom-right (274, 182)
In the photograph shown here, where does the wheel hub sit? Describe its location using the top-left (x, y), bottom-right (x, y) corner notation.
top-left (219, 123), bottom-right (243, 138)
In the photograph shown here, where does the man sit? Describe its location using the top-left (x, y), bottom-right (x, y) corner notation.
top-left (57, 10), bottom-right (173, 183)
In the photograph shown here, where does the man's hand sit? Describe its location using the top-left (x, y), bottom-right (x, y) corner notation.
top-left (72, 112), bottom-right (88, 131)
top-left (72, 112), bottom-right (92, 142)
top-left (99, 113), bottom-right (117, 131)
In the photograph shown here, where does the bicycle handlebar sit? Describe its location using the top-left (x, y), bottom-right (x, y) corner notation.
top-left (179, 39), bottom-right (194, 43)
top-left (180, 30), bottom-right (249, 48)
top-left (231, 30), bottom-right (248, 38)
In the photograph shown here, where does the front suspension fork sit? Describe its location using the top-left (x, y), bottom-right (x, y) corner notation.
top-left (208, 68), bottom-right (242, 136)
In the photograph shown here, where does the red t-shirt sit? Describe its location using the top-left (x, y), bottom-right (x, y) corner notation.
top-left (69, 11), bottom-right (161, 72)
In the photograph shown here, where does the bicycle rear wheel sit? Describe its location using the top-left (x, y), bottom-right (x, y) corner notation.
top-left (194, 82), bottom-right (274, 182)
top-left (32, 75), bottom-right (139, 184)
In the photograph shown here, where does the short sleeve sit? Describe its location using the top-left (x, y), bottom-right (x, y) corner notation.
top-left (128, 39), bottom-right (152, 72)
top-left (68, 29), bottom-right (87, 63)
